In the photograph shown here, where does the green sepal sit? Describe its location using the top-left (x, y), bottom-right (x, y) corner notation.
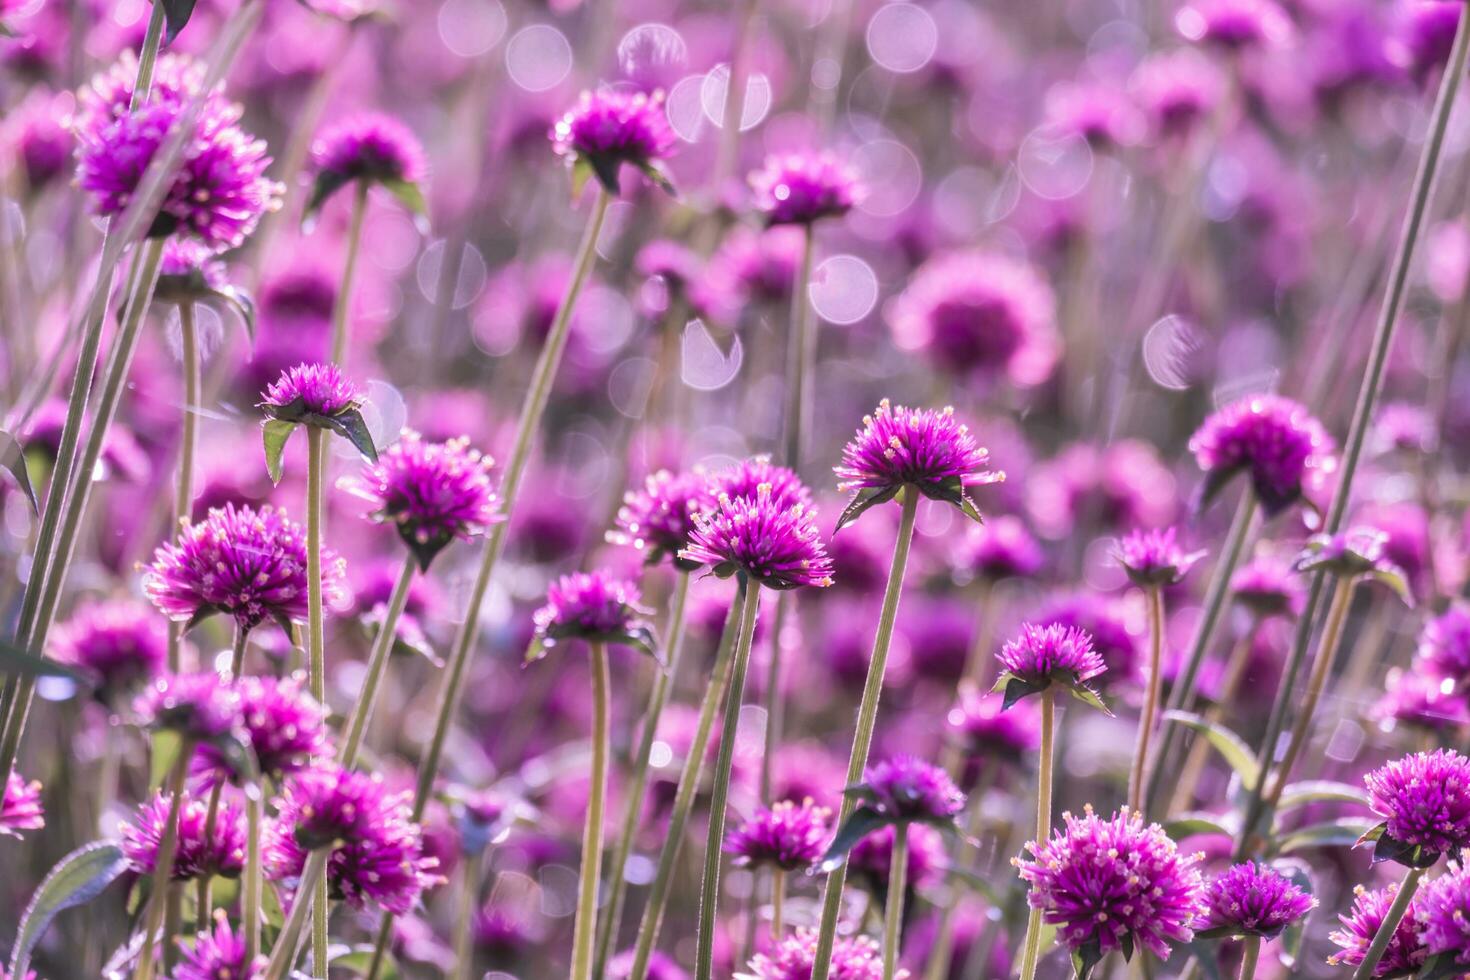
top-left (1066, 683), bottom-right (1113, 717)
top-left (588, 154), bottom-right (623, 196)
top-left (160, 0), bottom-right (199, 42)
top-left (1366, 826), bottom-right (1440, 869)
top-left (399, 525), bottom-right (455, 572)
top-left (638, 161), bottom-right (677, 197)
top-left (321, 407), bottom-right (379, 463)
top-left (570, 158), bottom-right (594, 200)
top-left (1071, 939), bottom-right (1106, 980)
top-left (380, 177), bottom-right (430, 233)
top-left (818, 804), bottom-right (891, 873)
top-left (262, 418), bottom-right (297, 485)
top-left (1417, 952), bottom-right (1468, 980)
top-left (920, 474), bottom-right (988, 525)
top-left (0, 430), bottom-right (38, 513)
top-left (303, 169), bottom-right (352, 228)
top-left (834, 485), bottom-right (900, 532)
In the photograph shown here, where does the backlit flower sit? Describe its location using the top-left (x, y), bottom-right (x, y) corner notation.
top-left (680, 483), bottom-right (834, 590)
top-left (121, 792), bottom-right (247, 881)
top-left (1329, 882), bottom-right (1425, 976)
top-left (1190, 394), bottom-right (1335, 516)
top-left (748, 152), bottom-right (860, 226)
top-left (725, 799), bottom-right (830, 872)
top-left (0, 772), bottom-right (43, 838)
top-left (1363, 750), bottom-right (1470, 866)
top-left (528, 571), bottom-right (656, 659)
top-left (551, 88), bottom-right (675, 194)
top-left (609, 469), bottom-right (715, 569)
top-left (1197, 862), bottom-right (1315, 938)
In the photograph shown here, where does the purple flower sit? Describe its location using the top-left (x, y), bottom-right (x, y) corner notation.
top-left (1328, 883), bottom-right (1425, 976)
top-left (957, 515), bottom-right (1045, 582)
top-left (860, 756), bottom-right (966, 824)
top-left (1130, 49), bottom-right (1224, 140)
top-left (748, 152), bottom-right (860, 226)
top-left (144, 504), bottom-right (344, 635)
top-left (266, 765), bottom-right (440, 914)
top-left (71, 52), bottom-right (205, 133)
top-left (725, 798), bottom-right (831, 872)
top-left (312, 112), bottom-right (427, 187)
top-left (50, 600), bottom-right (165, 700)
top-left (848, 822), bottom-right (945, 893)
top-left (994, 623), bottom-right (1107, 709)
top-left (349, 431), bottom-right (501, 570)
top-left (947, 687), bottom-right (1041, 779)
top-left (1044, 80), bottom-right (1144, 149)
top-left (1413, 858), bottom-right (1470, 965)
top-left (0, 772), bottom-right (43, 838)
top-left (155, 239), bottom-right (229, 304)
top-left (261, 362), bottom-right (362, 420)
top-left (174, 911), bottom-right (263, 980)
top-left (1363, 750), bottom-right (1470, 866)
top-left (610, 950), bottom-right (686, 980)
top-left (1295, 529), bottom-right (1413, 604)
top-left (1230, 556), bottom-right (1304, 619)
top-left (1416, 606), bottom-right (1470, 691)
top-left (1197, 862), bottom-right (1315, 938)
top-left (1015, 806), bottom-right (1206, 962)
top-left (195, 675), bottom-right (328, 786)
top-left (742, 928), bottom-right (888, 980)
top-left (680, 483), bottom-right (834, 591)
top-left (1115, 526), bottom-right (1205, 588)
top-left (551, 88), bottom-right (675, 195)
top-left (1189, 394), bottom-right (1336, 516)
top-left (1035, 593), bottom-right (1139, 687)
top-left (1373, 670), bottom-right (1470, 734)
top-left (528, 571), bottom-right (656, 659)
top-left (712, 456), bottom-right (812, 510)
top-left (121, 792), bottom-right (247, 881)
top-left (1175, 0), bottom-right (1294, 50)
top-left (609, 469), bottom-right (715, 569)
top-left (134, 672), bottom-right (240, 742)
top-left (834, 400), bottom-right (1004, 529)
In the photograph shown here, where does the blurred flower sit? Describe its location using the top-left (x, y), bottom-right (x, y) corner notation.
top-left (1417, 606), bottom-right (1470, 693)
top-left (551, 88), bottom-right (675, 195)
top-left (121, 792), bottom-right (247, 881)
top-left (1, 87), bottom-right (73, 190)
top-left (1413, 855), bottom-right (1470, 967)
top-left (740, 927), bottom-right (888, 980)
top-left (1130, 49), bottom-right (1224, 140)
top-left (748, 152), bottom-right (860, 226)
top-left (948, 687), bottom-right (1041, 781)
top-left (1295, 528), bottom-right (1413, 604)
top-left (50, 600), bottom-right (165, 701)
top-left (195, 675), bottom-right (328, 786)
top-left (1363, 750), bottom-right (1470, 866)
top-left (847, 822), bottom-right (945, 893)
top-left (1035, 593), bottom-right (1139, 687)
top-left (1044, 80), bottom-right (1144, 149)
top-left (528, 571), bottom-right (656, 659)
top-left (261, 362), bottom-right (363, 421)
top-left (1190, 394), bottom-right (1335, 516)
top-left (994, 623), bottom-right (1106, 709)
top-left (1230, 555), bottom-right (1304, 618)
top-left (1196, 862), bottom-right (1315, 938)
top-left (0, 772), bottom-right (43, 838)
top-left (1115, 526), bottom-right (1205, 588)
top-left (1328, 882), bottom-right (1425, 975)
top-left (1373, 669), bottom-right (1470, 734)
top-left (725, 798), bottom-right (830, 872)
top-left (610, 469), bottom-right (715, 569)
top-left (1175, 0), bottom-right (1294, 50)
top-left (680, 483), bottom-right (834, 590)
top-left (712, 456), bottom-right (811, 510)
top-left (309, 111), bottom-right (427, 215)
top-left (957, 515), bottom-right (1045, 582)
top-left (135, 672), bottom-right (239, 742)
top-left (860, 755), bottom-right (965, 824)
top-left (173, 911), bottom-right (264, 980)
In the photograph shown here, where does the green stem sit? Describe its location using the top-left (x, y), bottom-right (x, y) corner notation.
top-left (1128, 587), bottom-right (1164, 812)
top-left (1352, 868), bottom-right (1424, 980)
top-left (330, 182), bottom-right (368, 365)
top-left (571, 642), bottom-right (612, 980)
top-left (780, 224), bottom-right (816, 469)
top-left (132, 745), bottom-right (190, 980)
top-left (244, 790), bottom-right (263, 965)
top-left (304, 423), bottom-right (329, 980)
top-left (131, 4), bottom-right (166, 111)
top-left (594, 570), bottom-right (693, 977)
top-left (771, 871), bottom-right (785, 940)
top-left (623, 580), bottom-right (746, 980)
top-left (809, 490), bottom-right (921, 980)
top-left (1017, 691), bottom-right (1056, 980)
top-left (694, 580), bottom-right (762, 980)
top-left (1237, 936), bottom-right (1260, 980)
top-left (261, 848), bottom-right (331, 980)
top-left (338, 555), bottom-right (416, 767)
top-left (883, 824), bottom-right (909, 980)
top-left (168, 302), bottom-right (200, 672)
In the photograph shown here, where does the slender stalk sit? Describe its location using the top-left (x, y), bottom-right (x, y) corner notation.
top-left (623, 581), bottom-right (746, 980)
top-left (303, 424), bottom-right (329, 979)
top-left (694, 580), bottom-right (763, 980)
top-left (244, 790), bottom-right (263, 964)
top-left (809, 491), bottom-right (921, 980)
top-left (338, 556), bottom-right (416, 767)
top-left (1237, 936), bottom-right (1260, 980)
top-left (452, 861), bottom-right (479, 980)
top-left (571, 642), bottom-right (612, 980)
top-left (261, 848), bottom-right (331, 980)
top-left (132, 746), bottom-right (189, 980)
top-left (132, 4), bottom-right (167, 111)
top-left (594, 570), bottom-right (693, 977)
top-left (330, 182), bottom-right (368, 364)
top-left (169, 302), bottom-right (201, 671)
top-left (771, 871), bottom-right (786, 940)
top-left (1352, 868), bottom-right (1424, 980)
top-left (1128, 587), bottom-right (1165, 812)
top-left (780, 225), bottom-right (817, 470)
top-left (883, 824), bottom-right (910, 980)
top-left (1017, 691), bottom-right (1056, 980)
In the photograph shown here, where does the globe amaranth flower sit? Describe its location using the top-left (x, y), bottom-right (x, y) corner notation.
top-left (680, 483), bottom-right (834, 590)
top-left (195, 674), bottom-right (329, 786)
top-left (993, 622), bottom-right (1108, 712)
top-left (948, 687), bottom-right (1041, 784)
top-left (610, 950), bottom-right (686, 980)
top-left (551, 87), bottom-right (675, 195)
top-left (1416, 606), bottom-right (1470, 693)
top-left (712, 456), bottom-right (811, 510)
top-left (135, 672), bottom-right (240, 743)
top-left (307, 112), bottom-right (428, 220)
top-left (1190, 394), bottom-right (1336, 516)
top-left (1329, 882), bottom-right (1425, 976)
top-left (1115, 526), bottom-right (1206, 588)
top-left (834, 400), bottom-right (1004, 529)
top-left (609, 468), bottom-right (715, 569)
top-left (1295, 528), bottom-right (1413, 605)
top-left (859, 755), bottom-right (966, 825)
top-left (174, 910), bottom-right (264, 980)
top-left (740, 928), bottom-right (890, 980)
top-left (1196, 862), bottom-right (1316, 939)
top-left (144, 503), bottom-right (345, 635)
top-left (71, 52), bottom-right (205, 133)
top-left (1043, 80), bottom-right (1144, 149)
top-left (1035, 593), bottom-right (1139, 688)
top-left (1413, 855), bottom-right (1470, 968)
top-left (957, 514), bottom-right (1045, 582)
top-left (526, 570), bottom-right (657, 662)
top-left (1373, 669), bottom-right (1470, 734)
top-left (748, 151), bottom-right (860, 226)
top-left (847, 821), bottom-right (945, 893)
top-left (260, 362), bottom-right (376, 482)
top-left (888, 250), bottom-right (1058, 385)
top-left (121, 792), bottom-right (247, 881)
top-left (1129, 48), bottom-right (1224, 140)
top-left (266, 765), bottom-right (440, 914)
top-left (49, 599), bottom-right (165, 701)
top-left (1230, 555), bottom-right (1303, 619)
top-left (1015, 806), bottom-right (1206, 967)
top-left (0, 772), bottom-right (43, 838)
top-left (349, 430), bottom-right (501, 570)
top-left (725, 798), bottom-right (831, 872)
top-left (1361, 750), bottom-right (1470, 867)
top-left (1175, 0), bottom-right (1294, 50)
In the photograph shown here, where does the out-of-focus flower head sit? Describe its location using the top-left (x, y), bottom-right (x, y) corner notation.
top-left (1, 87), bottom-right (74, 190)
top-left (1130, 49), bottom-right (1225, 140)
top-left (195, 674), bottom-right (328, 786)
top-left (173, 910), bottom-right (264, 980)
top-left (1357, 502), bottom-right (1432, 603)
top-left (858, 755), bottom-right (965, 824)
top-left (1044, 80), bottom-right (1144, 149)
top-left (1373, 669), bottom-right (1470, 734)
top-left (680, 482), bottom-right (834, 591)
top-left (23, 398), bottom-right (148, 483)
top-left (121, 792), bottom-right (247, 881)
top-left (1414, 854), bottom-right (1470, 968)
top-left (50, 600), bottom-right (165, 702)
top-left (1028, 441), bottom-right (1178, 539)
top-left (0, 772), bottom-right (43, 839)
top-left (1415, 605), bottom-right (1470, 691)
top-left (956, 514), bottom-right (1045, 582)
top-left (609, 469), bottom-right (715, 569)
top-left (307, 112), bottom-right (428, 220)
top-left (527, 570), bottom-right (657, 661)
top-left (846, 822), bottom-right (945, 893)
top-left (1230, 554), bottom-right (1304, 618)
top-left (725, 798), bottom-right (830, 872)
top-left (994, 623), bottom-right (1108, 712)
top-left (1195, 861), bottom-right (1315, 938)
top-left (134, 672), bottom-right (240, 743)
top-left (1175, 0), bottom-right (1295, 50)
top-left (948, 686), bottom-right (1041, 782)
top-left (1373, 403), bottom-right (1436, 456)
top-left (1362, 750), bottom-right (1470, 867)
top-left (1190, 394), bottom-right (1336, 516)
top-left (705, 226), bottom-right (806, 307)
top-left (1115, 526), bottom-right (1206, 588)
top-left (1328, 882), bottom-right (1425, 975)
top-left (551, 87), bottom-right (675, 195)
top-left (740, 927), bottom-right (889, 980)
top-left (748, 151), bottom-right (860, 226)
top-left (1294, 528), bottom-right (1413, 605)
top-left (1389, 1), bottom-right (1463, 86)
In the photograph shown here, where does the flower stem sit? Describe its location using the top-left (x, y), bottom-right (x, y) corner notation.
top-left (771, 871), bottom-right (786, 940)
top-left (262, 848), bottom-right (331, 980)
top-left (570, 641), bottom-right (612, 980)
top-left (244, 789), bottom-right (263, 964)
top-left (594, 570), bottom-right (693, 977)
top-left (303, 424), bottom-right (329, 979)
top-left (1169, 623), bottom-right (1257, 814)
top-left (623, 580), bottom-right (746, 980)
top-left (338, 555), bottom-right (416, 768)
top-left (330, 182), bottom-right (368, 365)
top-left (780, 224), bottom-right (816, 470)
top-left (809, 490), bottom-right (921, 980)
top-left (883, 824), bottom-right (909, 980)
top-left (759, 591), bottom-right (793, 801)
top-left (1017, 690), bottom-right (1055, 980)
top-left (1237, 936), bottom-right (1260, 980)
top-left (168, 302), bottom-right (200, 672)
top-left (1352, 868), bottom-right (1424, 980)
top-left (1128, 586), bottom-right (1165, 812)
top-left (132, 745), bottom-right (189, 980)
top-left (694, 579), bottom-right (763, 980)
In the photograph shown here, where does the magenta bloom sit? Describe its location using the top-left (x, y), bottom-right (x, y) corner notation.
top-left (312, 112), bottom-right (427, 187)
top-left (1115, 526), bottom-right (1205, 588)
top-left (1362, 750), bottom-right (1470, 866)
top-left (1016, 806), bottom-right (1206, 964)
top-left (712, 456), bottom-right (811, 510)
top-left (1329, 883), bottom-right (1425, 976)
top-left (174, 911), bottom-right (264, 980)
top-left (834, 400), bottom-right (1004, 529)
top-left (528, 571), bottom-right (656, 660)
top-left (121, 792), bottom-right (247, 881)
top-left (748, 152), bottom-right (860, 226)
top-left (861, 755), bottom-right (965, 824)
top-left (610, 469), bottom-right (715, 569)
top-left (135, 672), bottom-right (240, 742)
top-left (958, 515), bottom-right (1045, 582)
top-left (1417, 606), bottom-right (1470, 691)
top-left (847, 821), bottom-right (944, 892)
top-left (743, 927), bottom-right (886, 980)
top-left (1189, 395), bottom-right (1336, 516)
top-left (1129, 49), bottom-right (1224, 140)
top-left (1374, 670), bottom-right (1470, 733)
top-left (1175, 0), bottom-right (1294, 50)
top-left (50, 600), bottom-right (165, 700)
top-left (551, 88), bottom-right (675, 194)
top-left (261, 362), bottom-right (362, 420)
top-left (994, 623), bottom-right (1107, 710)
top-left (1413, 859), bottom-right (1470, 966)
top-left (725, 798), bottom-right (831, 872)
top-left (680, 483), bottom-right (834, 591)
top-left (266, 765), bottom-right (440, 914)
top-left (351, 431), bottom-right (501, 570)
top-left (195, 675), bottom-right (328, 786)
top-left (947, 687), bottom-right (1041, 776)
top-left (144, 504), bottom-right (344, 635)
top-left (1230, 556), bottom-right (1303, 619)
top-left (0, 772), bottom-right (43, 838)
top-left (1197, 862), bottom-right (1315, 938)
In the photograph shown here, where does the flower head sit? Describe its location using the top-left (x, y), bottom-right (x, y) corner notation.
top-left (847, 822), bottom-right (945, 892)
top-left (1190, 395), bottom-right (1336, 516)
top-left (1175, 0), bottom-right (1294, 50)
top-left (1362, 750), bottom-right (1470, 867)
top-left (748, 152), bottom-right (860, 226)
top-left (1374, 669), bottom-right (1470, 734)
top-left (121, 792), bottom-right (247, 881)
top-left (1329, 882), bottom-right (1425, 976)
top-left (174, 911), bottom-right (264, 980)
top-left (741, 927), bottom-right (891, 980)
top-left (1196, 862), bottom-right (1315, 938)
top-left (725, 799), bottom-right (830, 872)
top-left (1230, 555), bottom-right (1303, 619)
top-left (50, 600), bottom-right (165, 701)
top-left (134, 672), bottom-right (240, 743)
top-left (1129, 49), bottom-right (1224, 140)
top-left (1295, 528), bottom-right (1413, 604)
top-left (528, 571), bottom-right (657, 661)
top-left (0, 772), bottom-right (43, 838)
top-left (712, 457), bottom-right (811, 510)
top-left (195, 675), bottom-right (328, 786)
top-left (994, 623), bottom-right (1108, 711)
top-left (609, 469), bottom-right (715, 569)
top-left (680, 483), bottom-right (833, 591)
top-left (1417, 606), bottom-right (1470, 691)
top-left (144, 504), bottom-right (344, 634)
top-left (551, 88), bottom-right (675, 195)
top-left (261, 362), bottom-right (363, 421)
top-left (1414, 856), bottom-right (1470, 966)
top-left (834, 400), bottom-right (1003, 529)
top-left (1015, 806), bottom-right (1206, 964)
top-left (1115, 526), bottom-right (1205, 588)
top-left (351, 431), bottom-right (501, 570)
top-left (311, 112), bottom-right (426, 195)
top-left (947, 687), bottom-right (1041, 778)
top-left (958, 515), bottom-right (1045, 582)
top-left (860, 755), bottom-right (965, 824)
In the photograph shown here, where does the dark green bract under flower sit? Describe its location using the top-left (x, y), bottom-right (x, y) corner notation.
top-left (525, 570), bottom-right (658, 663)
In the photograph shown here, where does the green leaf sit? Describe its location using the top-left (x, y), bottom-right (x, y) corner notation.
top-left (8, 841), bottom-right (130, 977)
top-left (638, 161), bottom-right (677, 197)
top-left (999, 675), bottom-right (1043, 711)
top-left (570, 158), bottom-right (593, 200)
top-left (834, 486), bottom-right (899, 532)
top-left (331, 946), bottom-right (401, 979)
top-left (0, 637), bottom-right (85, 683)
top-left (1160, 710), bottom-right (1259, 786)
top-left (1071, 939), bottom-right (1106, 980)
top-left (1275, 818), bottom-right (1379, 855)
top-left (1418, 952), bottom-right (1468, 980)
top-left (160, 0), bottom-right (198, 41)
top-left (303, 170), bottom-right (352, 228)
top-left (149, 729), bottom-right (184, 793)
top-left (1066, 683), bottom-right (1113, 717)
top-left (588, 154), bottom-right (623, 196)
top-left (1162, 813), bottom-right (1234, 841)
top-left (1371, 567), bottom-right (1415, 607)
top-left (262, 419), bottom-right (297, 485)
top-left (323, 408), bottom-right (379, 464)
top-left (523, 636), bottom-right (547, 666)
top-left (0, 430), bottom-right (38, 514)
top-left (818, 805), bottom-right (892, 872)
top-left (380, 178), bottom-right (429, 233)
top-left (1273, 780), bottom-right (1367, 814)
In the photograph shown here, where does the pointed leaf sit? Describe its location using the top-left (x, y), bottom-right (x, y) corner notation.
top-left (1162, 814), bottom-right (1234, 841)
top-left (588, 154), bottom-right (623, 196)
top-left (1273, 780), bottom-right (1368, 814)
top-left (0, 430), bottom-right (38, 514)
top-left (1065, 683), bottom-right (1113, 717)
top-left (160, 0), bottom-right (198, 41)
top-left (1418, 952), bottom-right (1468, 980)
top-left (523, 636), bottom-right (547, 666)
top-left (1371, 567), bottom-right (1414, 607)
top-left (148, 729), bottom-right (184, 793)
top-left (9, 841), bottom-right (130, 977)
top-left (638, 161), bottom-right (677, 197)
top-left (570, 158), bottom-right (593, 200)
top-left (834, 486), bottom-right (898, 532)
top-left (1194, 466), bottom-right (1241, 514)
top-left (262, 419), bottom-right (297, 485)
top-left (303, 170), bottom-right (352, 227)
top-left (1372, 831), bottom-right (1437, 869)
top-left (1275, 818), bottom-right (1379, 855)
top-left (1119, 934), bottom-right (1134, 962)
top-left (1161, 710), bottom-right (1259, 786)
top-left (400, 525), bottom-right (454, 572)
top-left (203, 729), bottom-right (259, 787)
top-left (1001, 676), bottom-right (1044, 711)
top-left (1071, 939), bottom-right (1105, 980)
top-left (322, 408), bottom-right (378, 463)
top-left (818, 805), bottom-right (892, 872)
top-left (380, 178), bottom-right (429, 233)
